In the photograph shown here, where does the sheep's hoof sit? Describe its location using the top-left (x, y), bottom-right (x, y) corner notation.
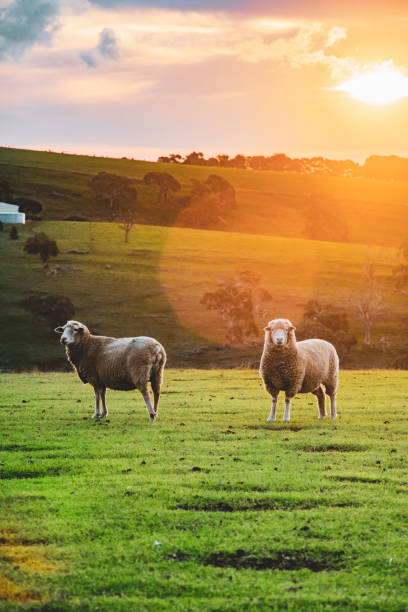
top-left (267, 417), bottom-right (276, 422)
top-left (149, 412), bottom-right (157, 421)
top-left (92, 414), bottom-right (101, 419)
top-left (318, 414), bottom-right (327, 419)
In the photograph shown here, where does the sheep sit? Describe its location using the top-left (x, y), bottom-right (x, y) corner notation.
top-left (259, 318), bottom-right (338, 422)
top-left (55, 320), bottom-right (166, 421)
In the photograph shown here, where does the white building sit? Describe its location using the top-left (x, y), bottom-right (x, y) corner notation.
top-left (0, 202), bottom-right (25, 224)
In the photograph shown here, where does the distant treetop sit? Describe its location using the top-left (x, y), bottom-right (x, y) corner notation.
top-left (157, 151), bottom-right (363, 177)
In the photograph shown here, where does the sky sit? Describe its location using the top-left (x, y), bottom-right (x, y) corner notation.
top-left (1, 0), bottom-right (408, 162)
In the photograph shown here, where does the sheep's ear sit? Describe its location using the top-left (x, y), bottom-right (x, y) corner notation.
top-left (289, 325), bottom-right (296, 331)
top-left (78, 327), bottom-right (84, 335)
top-left (264, 326), bottom-right (271, 332)
top-left (54, 326), bottom-right (64, 334)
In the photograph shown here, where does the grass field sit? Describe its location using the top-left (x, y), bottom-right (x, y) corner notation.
top-left (0, 370), bottom-right (407, 610)
top-left (0, 220), bottom-right (403, 371)
top-left (1, 146), bottom-right (408, 247)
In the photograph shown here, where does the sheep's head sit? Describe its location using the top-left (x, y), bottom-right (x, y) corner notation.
top-left (54, 320), bottom-right (90, 346)
top-left (264, 318), bottom-right (296, 346)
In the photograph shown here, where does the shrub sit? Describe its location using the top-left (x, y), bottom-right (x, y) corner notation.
top-left (23, 232), bottom-right (59, 265)
top-left (20, 294), bottom-right (75, 330)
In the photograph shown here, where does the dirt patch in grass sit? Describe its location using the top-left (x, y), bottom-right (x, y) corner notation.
top-left (295, 444), bottom-right (366, 453)
top-left (0, 575), bottom-right (39, 604)
top-left (172, 548), bottom-right (347, 571)
top-left (0, 530), bottom-right (62, 603)
top-left (0, 466), bottom-right (66, 480)
top-left (175, 497), bottom-right (358, 512)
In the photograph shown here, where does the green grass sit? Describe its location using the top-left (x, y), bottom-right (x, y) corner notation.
top-left (0, 370), bottom-right (407, 610)
top-left (1, 146), bottom-right (408, 246)
top-left (0, 221), bottom-right (403, 370)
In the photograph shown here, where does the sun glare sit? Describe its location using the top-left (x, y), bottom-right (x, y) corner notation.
top-left (335, 61), bottom-right (408, 105)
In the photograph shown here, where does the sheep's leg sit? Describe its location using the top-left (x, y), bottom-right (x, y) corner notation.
top-left (100, 388), bottom-right (108, 418)
top-left (329, 392), bottom-right (337, 419)
top-left (140, 386), bottom-right (156, 421)
top-left (92, 389), bottom-right (102, 419)
top-left (267, 393), bottom-right (278, 422)
top-left (150, 371), bottom-right (163, 418)
top-left (312, 385), bottom-right (327, 418)
top-left (151, 383), bottom-right (160, 418)
top-left (283, 396), bottom-right (292, 422)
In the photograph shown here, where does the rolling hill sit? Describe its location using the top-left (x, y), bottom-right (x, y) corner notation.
top-left (1, 146), bottom-right (408, 247)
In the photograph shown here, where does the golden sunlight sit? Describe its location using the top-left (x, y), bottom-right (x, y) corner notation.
top-left (335, 61), bottom-right (408, 105)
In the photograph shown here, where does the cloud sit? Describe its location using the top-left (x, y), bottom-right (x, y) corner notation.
top-left (83, 0), bottom-right (408, 18)
top-left (97, 27), bottom-right (119, 59)
top-left (326, 26), bottom-right (347, 47)
top-left (79, 26), bottom-right (119, 67)
top-left (0, 0), bottom-right (60, 61)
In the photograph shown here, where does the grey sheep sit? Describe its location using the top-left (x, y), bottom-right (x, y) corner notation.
top-left (259, 318), bottom-right (339, 422)
top-left (55, 320), bottom-right (166, 420)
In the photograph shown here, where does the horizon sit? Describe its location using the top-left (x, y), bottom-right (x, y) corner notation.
top-left (1, 143), bottom-right (403, 166)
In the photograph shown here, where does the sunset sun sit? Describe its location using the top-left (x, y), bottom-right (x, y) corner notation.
top-left (335, 61), bottom-right (408, 105)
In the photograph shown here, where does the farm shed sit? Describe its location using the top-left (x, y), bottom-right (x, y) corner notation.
top-left (0, 202), bottom-right (25, 224)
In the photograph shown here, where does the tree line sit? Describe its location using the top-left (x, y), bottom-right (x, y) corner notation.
top-left (158, 152), bottom-right (408, 181)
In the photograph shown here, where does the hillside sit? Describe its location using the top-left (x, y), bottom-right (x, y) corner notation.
top-left (1, 147), bottom-right (408, 247)
top-left (0, 220), bottom-right (405, 371)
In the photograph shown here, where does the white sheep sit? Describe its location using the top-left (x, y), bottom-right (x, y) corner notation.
top-left (259, 318), bottom-right (339, 422)
top-left (55, 320), bottom-right (166, 420)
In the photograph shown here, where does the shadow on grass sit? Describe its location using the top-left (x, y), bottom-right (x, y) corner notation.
top-left (0, 444), bottom-right (59, 452)
top-left (244, 423), bottom-right (314, 432)
top-left (0, 466), bottom-right (67, 479)
top-left (174, 497), bottom-right (359, 512)
top-left (294, 444), bottom-right (366, 453)
top-left (171, 548), bottom-right (348, 571)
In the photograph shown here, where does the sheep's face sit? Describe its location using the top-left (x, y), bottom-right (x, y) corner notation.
top-left (264, 318), bottom-right (296, 346)
top-left (54, 320), bottom-right (89, 346)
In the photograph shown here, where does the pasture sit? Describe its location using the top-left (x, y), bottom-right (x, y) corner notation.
top-left (0, 220), bottom-right (403, 371)
top-left (0, 370), bottom-right (407, 610)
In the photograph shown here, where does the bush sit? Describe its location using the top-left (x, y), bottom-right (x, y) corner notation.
top-left (297, 300), bottom-right (356, 361)
top-left (20, 294), bottom-right (75, 330)
top-left (23, 232), bottom-right (59, 265)
top-left (17, 198), bottom-right (43, 216)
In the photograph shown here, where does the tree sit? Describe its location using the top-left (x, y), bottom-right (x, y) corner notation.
top-left (20, 294), bottom-right (75, 330)
top-left (143, 172), bottom-right (181, 205)
top-left (9, 226), bottom-right (18, 240)
top-left (182, 151), bottom-right (205, 166)
top-left (205, 174), bottom-right (236, 208)
top-left (201, 270), bottom-right (270, 345)
top-left (89, 172), bottom-right (135, 219)
top-left (298, 300), bottom-right (356, 360)
top-left (17, 198), bottom-right (43, 219)
top-left (23, 232), bottom-right (59, 266)
top-left (119, 207), bottom-right (138, 243)
top-left (354, 261), bottom-right (384, 345)
top-left (393, 241), bottom-right (408, 294)
top-left (157, 153), bottom-right (182, 164)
